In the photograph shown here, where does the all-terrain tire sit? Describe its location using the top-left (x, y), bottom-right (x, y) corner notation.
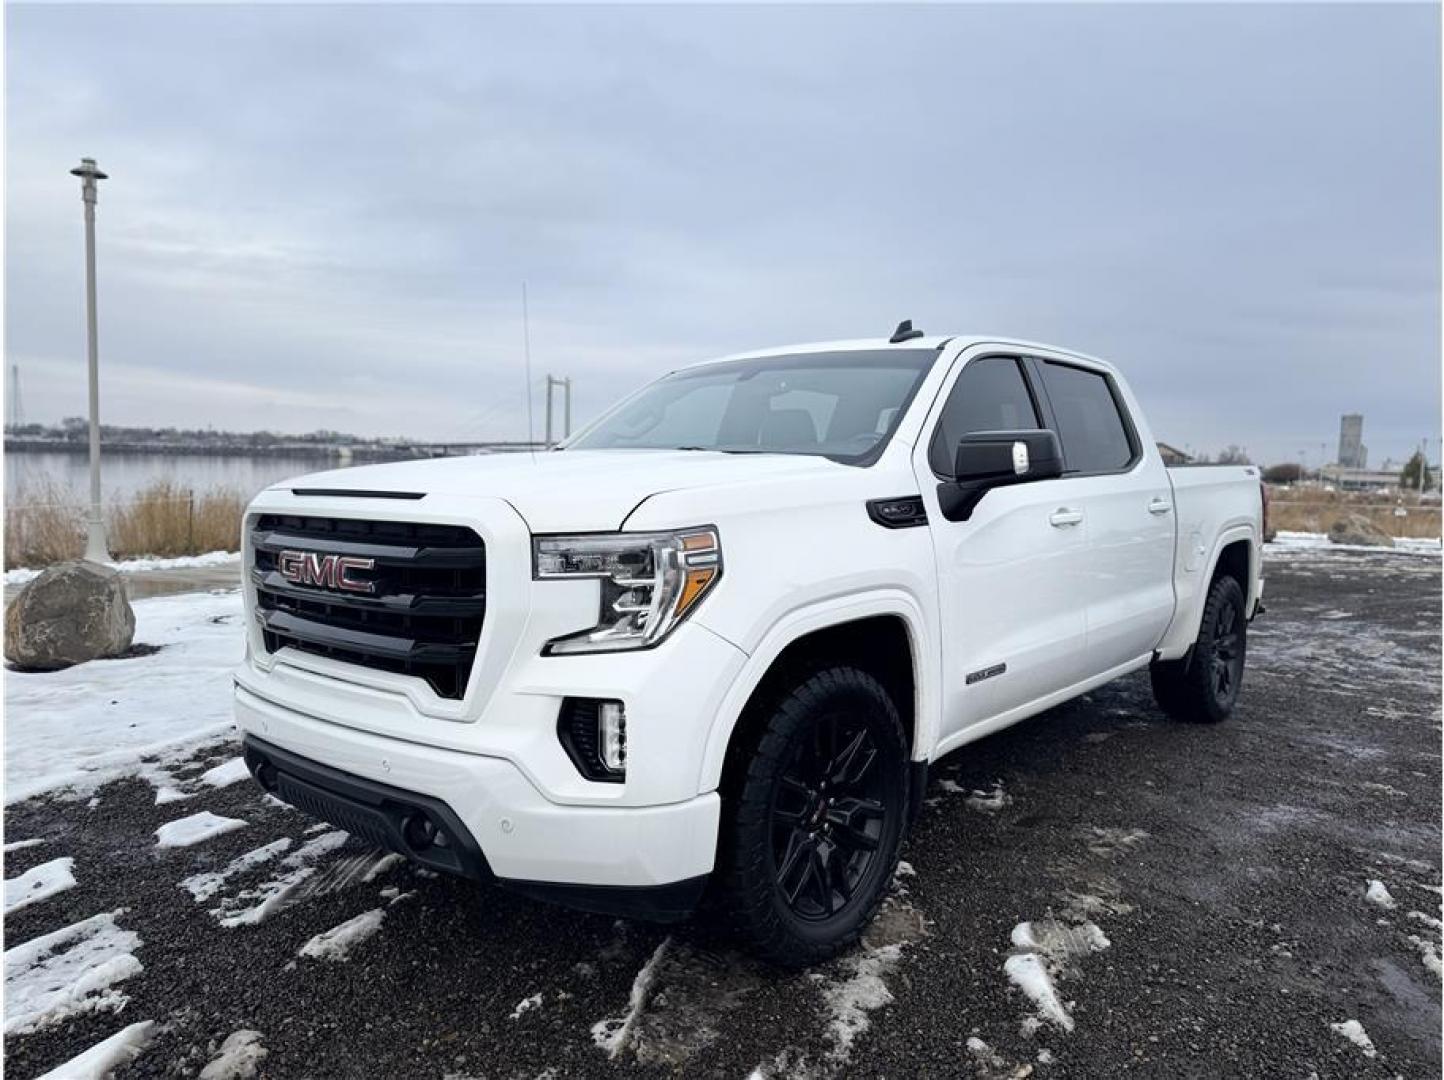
top-left (1150, 573), bottom-right (1248, 724)
top-left (715, 666), bottom-right (909, 967)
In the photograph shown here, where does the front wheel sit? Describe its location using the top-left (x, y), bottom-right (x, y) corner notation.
top-left (1151, 573), bottom-right (1248, 724)
top-left (716, 666), bottom-right (909, 967)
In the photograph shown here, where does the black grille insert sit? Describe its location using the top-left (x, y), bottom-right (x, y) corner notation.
top-left (251, 513), bottom-right (485, 699)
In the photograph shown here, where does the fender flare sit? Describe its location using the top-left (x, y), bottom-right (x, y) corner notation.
top-left (695, 591), bottom-right (937, 795)
top-left (1157, 524), bottom-right (1258, 661)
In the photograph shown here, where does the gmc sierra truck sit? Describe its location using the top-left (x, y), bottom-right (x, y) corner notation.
top-left (236, 327), bottom-right (1265, 965)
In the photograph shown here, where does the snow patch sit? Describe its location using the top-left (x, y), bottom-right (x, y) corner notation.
top-left (35, 1019), bottom-right (156, 1079)
top-left (5, 590), bottom-right (243, 805)
top-left (1407, 933), bottom-right (1442, 977)
top-left (210, 831), bottom-right (389, 927)
top-left (298, 909), bottom-right (387, 962)
top-left (200, 757), bottom-right (250, 788)
top-left (1329, 1019), bottom-right (1377, 1058)
top-left (823, 944), bottom-right (903, 1061)
top-left (155, 810), bottom-right (247, 848)
top-left (936, 778), bottom-right (1012, 813)
top-left (1361, 781), bottom-right (1407, 798)
top-left (5, 549), bottom-right (240, 585)
top-left (4, 857), bottom-right (77, 915)
top-left (1365, 879), bottom-right (1397, 909)
top-left (199, 1030), bottom-right (267, 1079)
top-left (1004, 953), bottom-right (1074, 1034)
top-left (1004, 919), bottom-right (1111, 1034)
top-left (3, 838), bottom-right (46, 853)
top-left (964, 783), bottom-right (1011, 814)
top-left (965, 1036), bottom-right (1035, 1078)
top-left (1267, 531), bottom-right (1440, 557)
top-left (362, 852), bottom-right (405, 882)
top-left (510, 992), bottom-right (543, 1020)
top-left (1083, 827), bottom-right (1149, 858)
top-left (592, 937), bottom-right (671, 1059)
top-left (1407, 910), bottom-right (1442, 931)
top-left (181, 839), bottom-right (294, 902)
top-left (4, 910), bottom-right (143, 1033)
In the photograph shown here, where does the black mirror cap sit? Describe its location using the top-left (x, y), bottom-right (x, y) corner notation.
top-left (953, 429), bottom-right (1063, 483)
top-left (938, 429), bottom-right (1064, 522)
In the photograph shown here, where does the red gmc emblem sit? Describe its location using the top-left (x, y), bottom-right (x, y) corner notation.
top-left (276, 550), bottom-right (376, 594)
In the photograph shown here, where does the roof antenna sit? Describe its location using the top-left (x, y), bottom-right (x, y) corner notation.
top-left (890, 319), bottom-right (924, 344)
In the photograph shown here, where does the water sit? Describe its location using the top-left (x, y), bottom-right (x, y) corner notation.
top-left (5, 450), bottom-right (343, 507)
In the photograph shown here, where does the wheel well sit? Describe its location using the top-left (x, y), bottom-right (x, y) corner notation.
top-left (1213, 538), bottom-right (1251, 595)
top-left (717, 615), bottom-right (916, 800)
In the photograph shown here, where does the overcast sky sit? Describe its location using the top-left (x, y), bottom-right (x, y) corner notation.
top-left (7, 3), bottom-right (1440, 466)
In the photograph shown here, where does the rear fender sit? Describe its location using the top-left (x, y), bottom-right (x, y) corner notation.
top-left (1155, 525), bottom-right (1257, 661)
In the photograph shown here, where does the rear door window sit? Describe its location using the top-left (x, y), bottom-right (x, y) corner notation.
top-left (1036, 361), bottom-right (1136, 474)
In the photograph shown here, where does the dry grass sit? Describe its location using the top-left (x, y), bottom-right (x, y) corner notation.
top-left (1267, 487), bottom-right (1442, 539)
top-left (3, 478), bottom-right (86, 569)
top-left (106, 480), bottom-right (246, 559)
top-left (5, 478), bottom-right (246, 570)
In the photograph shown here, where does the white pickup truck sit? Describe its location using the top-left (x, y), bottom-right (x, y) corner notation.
top-left (235, 327), bottom-right (1265, 964)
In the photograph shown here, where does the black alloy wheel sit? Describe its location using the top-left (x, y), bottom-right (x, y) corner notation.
top-left (1209, 592), bottom-right (1244, 708)
top-left (770, 713), bottom-right (886, 920)
top-left (715, 665), bottom-right (909, 966)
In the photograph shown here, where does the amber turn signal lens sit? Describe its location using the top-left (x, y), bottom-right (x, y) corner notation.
top-left (675, 567), bottom-right (717, 615)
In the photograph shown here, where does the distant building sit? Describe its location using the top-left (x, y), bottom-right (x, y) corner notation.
top-left (1338, 413), bottom-right (1367, 469)
top-left (1319, 464), bottom-right (1399, 492)
top-left (1155, 442), bottom-right (1192, 466)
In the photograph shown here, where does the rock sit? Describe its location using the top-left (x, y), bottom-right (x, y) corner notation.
top-left (4, 560), bottom-right (135, 670)
top-left (1326, 513), bottom-right (1395, 548)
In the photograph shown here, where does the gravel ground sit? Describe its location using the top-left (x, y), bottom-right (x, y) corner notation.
top-left (4, 546), bottom-right (1439, 1079)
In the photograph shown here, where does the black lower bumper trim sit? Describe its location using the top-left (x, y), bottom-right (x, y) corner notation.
top-left (243, 734), bottom-right (492, 881)
top-left (499, 875), bottom-right (709, 924)
top-left (241, 735), bottom-right (709, 923)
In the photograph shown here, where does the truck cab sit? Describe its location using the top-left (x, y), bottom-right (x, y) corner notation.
top-left (235, 329), bottom-right (1264, 964)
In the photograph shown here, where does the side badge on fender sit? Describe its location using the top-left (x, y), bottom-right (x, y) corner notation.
top-left (966, 662), bottom-right (1007, 686)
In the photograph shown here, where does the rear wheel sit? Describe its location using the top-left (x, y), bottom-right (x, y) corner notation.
top-left (1151, 573), bottom-right (1248, 724)
top-left (716, 666), bottom-right (908, 967)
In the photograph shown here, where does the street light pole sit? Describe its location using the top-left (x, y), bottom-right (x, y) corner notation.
top-left (70, 157), bottom-right (111, 563)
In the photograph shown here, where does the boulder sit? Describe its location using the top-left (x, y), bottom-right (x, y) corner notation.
top-left (4, 560), bottom-right (136, 670)
top-left (1326, 513), bottom-right (1395, 548)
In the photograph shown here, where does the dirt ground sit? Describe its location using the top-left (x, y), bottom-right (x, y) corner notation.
top-left (4, 543), bottom-right (1440, 1079)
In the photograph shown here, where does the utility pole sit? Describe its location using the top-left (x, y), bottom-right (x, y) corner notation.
top-left (71, 157), bottom-right (111, 563)
top-left (8, 363), bottom-right (22, 429)
top-left (543, 375), bottom-right (572, 448)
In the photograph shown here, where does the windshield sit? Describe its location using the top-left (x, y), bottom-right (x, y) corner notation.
top-left (564, 349), bottom-right (937, 464)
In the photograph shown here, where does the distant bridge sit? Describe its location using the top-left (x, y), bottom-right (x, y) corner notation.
top-left (3, 438), bottom-right (552, 459)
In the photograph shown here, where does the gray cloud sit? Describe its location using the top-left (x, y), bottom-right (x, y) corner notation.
top-left (6, 3), bottom-right (1439, 465)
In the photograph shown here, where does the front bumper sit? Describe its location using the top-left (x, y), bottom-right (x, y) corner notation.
top-left (235, 684), bottom-right (721, 904)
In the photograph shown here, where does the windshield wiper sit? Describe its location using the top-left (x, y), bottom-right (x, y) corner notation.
top-left (673, 446), bottom-right (765, 454)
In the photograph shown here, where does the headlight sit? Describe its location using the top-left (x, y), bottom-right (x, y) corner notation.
top-left (533, 527), bottom-right (722, 655)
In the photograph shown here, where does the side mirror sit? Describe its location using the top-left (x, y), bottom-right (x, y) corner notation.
top-left (939, 429), bottom-right (1063, 522)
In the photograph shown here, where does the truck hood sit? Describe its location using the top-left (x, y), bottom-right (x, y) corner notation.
top-left (273, 449), bottom-right (847, 532)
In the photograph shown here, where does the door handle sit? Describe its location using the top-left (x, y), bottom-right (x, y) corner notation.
top-left (1148, 498), bottom-right (1173, 515)
top-left (1049, 508), bottom-right (1083, 528)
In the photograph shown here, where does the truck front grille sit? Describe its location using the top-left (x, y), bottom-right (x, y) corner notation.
top-left (250, 514), bottom-right (485, 699)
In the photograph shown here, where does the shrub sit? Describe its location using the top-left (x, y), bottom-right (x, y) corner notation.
top-left (4, 479), bottom-right (246, 570)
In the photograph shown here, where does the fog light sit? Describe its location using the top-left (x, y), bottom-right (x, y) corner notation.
top-left (557, 697), bottom-right (626, 783)
top-left (600, 701), bottom-right (627, 774)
